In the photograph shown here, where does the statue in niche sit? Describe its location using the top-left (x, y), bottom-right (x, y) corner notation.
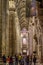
top-left (34, 34), bottom-right (38, 44)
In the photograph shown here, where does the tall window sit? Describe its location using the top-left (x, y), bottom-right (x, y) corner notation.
top-left (26, 0), bottom-right (31, 17)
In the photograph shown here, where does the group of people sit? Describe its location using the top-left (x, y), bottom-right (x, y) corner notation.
top-left (2, 54), bottom-right (37, 65)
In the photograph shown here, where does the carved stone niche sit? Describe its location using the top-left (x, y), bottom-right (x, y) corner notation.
top-left (9, 1), bottom-right (16, 11)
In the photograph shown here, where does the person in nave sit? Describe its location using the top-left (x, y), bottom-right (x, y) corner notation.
top-left (33, 55), bottom-right (37, 65)
top-left (2, 54), bottom-right (6, 65)
top-left (9, 56), bottom-right (13, 65)
top-left (6, 56), bottom-right (10, 65)
top-left (29, 55), bottom-right (32, 65)
top-left (15, 54), bottom-right (18, 65)
top-left (25, 55), bottom-right (29, 65)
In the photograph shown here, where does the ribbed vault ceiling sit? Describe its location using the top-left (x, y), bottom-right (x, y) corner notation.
top-left (15, 0), bottom-right (43, 30)
top-left (15, 0), bottom-right (29, 30)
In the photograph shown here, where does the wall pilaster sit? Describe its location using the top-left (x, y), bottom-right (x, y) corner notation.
top-left (2, 0), bottom-right (6, 56)
top-left (5, 0), bottom-right (9, 56)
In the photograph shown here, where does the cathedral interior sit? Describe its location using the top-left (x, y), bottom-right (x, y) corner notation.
top-left (0, 0), bottom-right (43, 64)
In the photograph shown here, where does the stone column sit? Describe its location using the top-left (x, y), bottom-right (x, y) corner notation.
top-left (13, 12), bottom-right (16, 55)
top-left (14, 11), bottom-right (21, 54)
top-left (29, 17), bottom-right (33, 55)
top-left (9, 11), bottom-right (13, 56)
top-left (32, 17), bottom-right (36, 52)
top-left (2, 0), bottom-right (6, 56)
top-left (29, 17), bottom-right (36, 55)
top-left (41, 30), bottom-right (43, 62)
top-left (35, 18), bottom-right (42, 62)
top-left (5, 0), bottom-right (9, 56)
top-left (0, 0), bottom-right (2, 57)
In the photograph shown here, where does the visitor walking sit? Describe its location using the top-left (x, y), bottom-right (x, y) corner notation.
top-left (9, 56), bottom-right (13, 65)
top-left (6, 56), bottom-right (10, 65)
top-left (33, 55), bottom-right (37, 65)
top-left (13, 56), bottom-right (15, 65)
top-left (2, 54), bottom-right (6, 65)
top-left (15, 54), bottom-right (18, 65)
top-left (25, 55), bottom-right (29, 65)
top-left (29, 55), bottom-right (32, 65)
top-left (18, 54), bottom-right (22, 65)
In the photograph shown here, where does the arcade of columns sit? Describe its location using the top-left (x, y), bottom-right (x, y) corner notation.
top-left (0, 0), bottom-right (43, 62)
